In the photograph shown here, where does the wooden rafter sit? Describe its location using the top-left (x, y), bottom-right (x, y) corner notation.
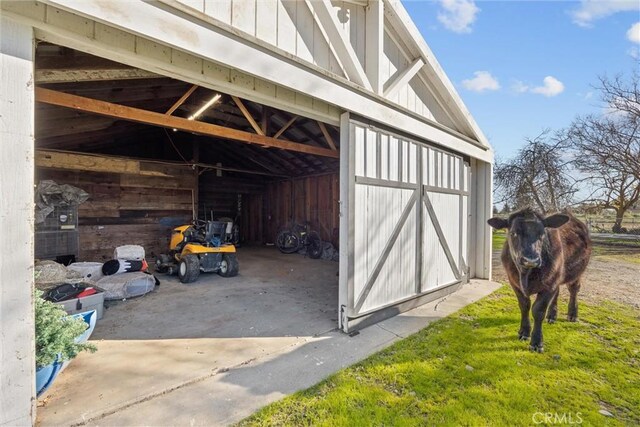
top-left (231, 95), bottom-right (264, 136)
top-left (317, 121), bottom-right (337, 151)
top-left (261, 106), bottom-right (269, 135)
top-left (35, 88), bottom-right (339, 159)
top-left (165, 84), bottom-right (198, 115)
top-left (273, 115), bottom-right (298, 139)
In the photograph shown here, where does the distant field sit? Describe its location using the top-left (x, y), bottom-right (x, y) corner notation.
top-left (492, 230), bottom-right (640, 264)
top-left (571, 214), bottom-right (639, 233)
top-left (492, 214), bottom-right (640, 234)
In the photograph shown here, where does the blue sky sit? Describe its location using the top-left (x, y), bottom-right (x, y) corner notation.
top-left (402, 0), bottom-right (640, 160)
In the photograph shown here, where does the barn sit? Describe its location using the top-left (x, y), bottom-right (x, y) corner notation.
top-left (0, 1), bottom-right (493, 424)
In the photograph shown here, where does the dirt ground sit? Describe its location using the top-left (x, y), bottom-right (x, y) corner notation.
top-left (492, 243), bottom-right (640, 309)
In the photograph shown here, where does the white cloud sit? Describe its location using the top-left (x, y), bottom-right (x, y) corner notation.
top-left (438, 0), bottom-right (480, 34)
top-left (512, 76), bottom-right (565, 97)
top-left (462, 71), bottom-right (500, 92)
top-left (627, 22), bottom-right (640, 43)
top-left (571, 0), bottom-right (639, 27)
top-left (531, 76), bottom-right (565, 97)
top-left (628, 46), bottom-right (640, 59)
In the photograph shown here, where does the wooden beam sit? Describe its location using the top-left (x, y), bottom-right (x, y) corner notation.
top-left (317, 121), bottom-right (337, 151)
top-left (165, 84), bottom-right (198, 115)
top-left (35, 68), bottom-right (162, 84)
top-left (273, 115), bottom-right (298, 139)
top-left (35, 88), bottom-right (339, 159)
top-left (231, 95), bottom-right (264, 136)
top-left (261, 106), bottom-right (269, 135)
top-left (305, 0), bottom-right (373, 91)
top-left (35, 149), bottom-right (169, 176)
top-left (36, 148), bottom-right (285, 178)
top-left (383, 58), bottom-right (425, 98)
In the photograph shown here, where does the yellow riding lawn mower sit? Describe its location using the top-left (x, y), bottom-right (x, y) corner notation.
top-left (156, 220), bottom-right (239, 283)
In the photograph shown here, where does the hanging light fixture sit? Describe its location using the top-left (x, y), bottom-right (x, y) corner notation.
top-left (188, 94), bottom-right (221, 121)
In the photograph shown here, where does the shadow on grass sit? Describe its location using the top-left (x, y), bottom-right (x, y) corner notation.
top-left (239, 286), bottom-right (640, 427)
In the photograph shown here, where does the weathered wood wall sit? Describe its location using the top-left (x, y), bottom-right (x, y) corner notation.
top-left (198, 173), bottom-right (338, 246)
top-left (36, 160), bottom-right (196, 261)
top-left (265, 173), bottom-right (339, 246)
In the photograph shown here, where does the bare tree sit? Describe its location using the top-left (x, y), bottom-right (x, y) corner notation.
top-left (597, 70), bottom-right (640, 122)
top-left (494, 131), bottom-right (578, 214)
top-left (567, 114), bottom-right (640, 232)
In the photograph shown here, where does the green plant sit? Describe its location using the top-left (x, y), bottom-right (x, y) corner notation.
top-left (35, 291), bottom-right (96, 368)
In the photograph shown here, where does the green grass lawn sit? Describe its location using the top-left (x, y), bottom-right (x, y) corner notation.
top-left (492, 230), bottom-right (506, 251)
top-left (240, 286), bottom-right (640, 426)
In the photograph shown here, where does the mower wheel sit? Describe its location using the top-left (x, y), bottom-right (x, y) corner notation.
top-left (218, 253), bottom-right (239, 277)
top-left (178, 254), bottom-right (200, 283)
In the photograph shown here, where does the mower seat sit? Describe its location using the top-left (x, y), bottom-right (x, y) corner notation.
top-left (205, 221), bottom-right (227, 247)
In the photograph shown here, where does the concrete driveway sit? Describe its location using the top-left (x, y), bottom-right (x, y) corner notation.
top-left (37, 247), bottom-right (499, 426)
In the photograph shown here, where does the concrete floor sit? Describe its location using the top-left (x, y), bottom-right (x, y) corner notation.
top-left (37, 246), bottom-right (500, 426)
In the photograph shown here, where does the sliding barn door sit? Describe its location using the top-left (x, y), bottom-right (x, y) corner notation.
top-left (339, 115), bottom-right (470, 332)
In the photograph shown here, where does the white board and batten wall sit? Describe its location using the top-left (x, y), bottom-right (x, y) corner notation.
top-left (0, 0), bottom-right (493, 422)
top-left (339, 115), bottom-right (475, 331)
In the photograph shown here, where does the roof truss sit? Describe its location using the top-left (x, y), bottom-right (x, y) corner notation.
top-left (35, 87), bottom-right (339, 159)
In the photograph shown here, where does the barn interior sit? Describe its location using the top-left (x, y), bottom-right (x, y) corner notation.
top-left (36, 42), bottom-right (341, 260)
top-left (35, 42), bottom-right (339, 339)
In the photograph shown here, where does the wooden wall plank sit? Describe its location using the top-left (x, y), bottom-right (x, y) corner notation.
top-left (265, 173), bottom-right (339, 246)
top-left (36, 162), bottom-right (196, 261)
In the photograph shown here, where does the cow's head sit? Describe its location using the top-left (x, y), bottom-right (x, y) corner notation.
top-left (488, 208), bottom-right (569, 271)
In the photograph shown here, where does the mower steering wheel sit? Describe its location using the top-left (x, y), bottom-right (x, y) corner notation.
top-left (193, 219), bottom-right (208, 228)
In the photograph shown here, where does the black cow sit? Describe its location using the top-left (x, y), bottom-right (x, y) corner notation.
top-left (488, 208), bottom-right (592, 352)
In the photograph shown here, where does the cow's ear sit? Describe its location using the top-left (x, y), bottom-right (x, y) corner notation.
top-left (543, 214), bottom-right (569, 228)
top-left (487, 217), bottom-right (508, 229)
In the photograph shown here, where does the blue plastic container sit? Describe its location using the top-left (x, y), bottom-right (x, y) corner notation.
top-left (36, 357), bottom-right (62, 397)
top-left (36, 310), bottom-right (97, 397)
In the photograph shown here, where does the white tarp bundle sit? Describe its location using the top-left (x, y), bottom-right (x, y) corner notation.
top-left (95, 272), bottom-right (155, 300)
top-left (113, 245), bottom-right (145, 261)
top-left (67, 262), bottom-right (104, 283)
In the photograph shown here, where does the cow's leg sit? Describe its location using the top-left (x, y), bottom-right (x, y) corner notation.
top-left (546, 287), bottom-right (560, 324)
top-left (567, 279), bottom-right (581, 322)
top-left (530, 291), bottom-right (552, 353)
top-left (514, 289), bottom-right (531, 340)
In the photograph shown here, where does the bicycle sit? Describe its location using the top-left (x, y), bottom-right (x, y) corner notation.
top-left (276, 221), bottom-right (323, 259)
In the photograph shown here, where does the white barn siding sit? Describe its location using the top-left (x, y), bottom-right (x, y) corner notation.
top-left (176, 0), bottom-right (346, 76)
top-left (0, 15), bottom-right (35, 427)
top-left (347, 120), bottom-right (470, 325)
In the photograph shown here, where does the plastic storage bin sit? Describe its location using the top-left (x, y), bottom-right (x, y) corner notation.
top-left (55, 290), bottom-right (105, 320)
